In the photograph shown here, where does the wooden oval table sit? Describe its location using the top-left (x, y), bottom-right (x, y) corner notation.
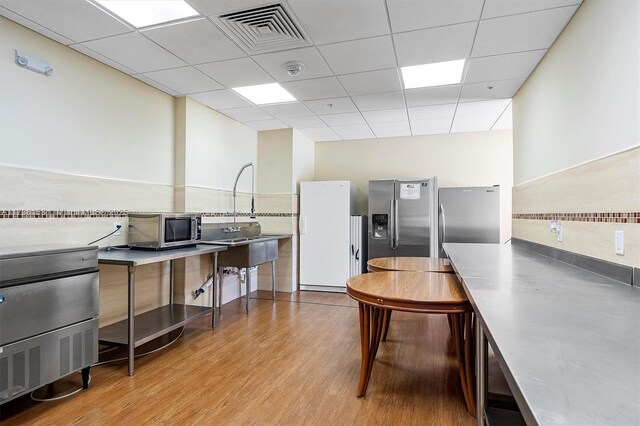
top-left (347, 271), bottom-right (476, 416)
top-left (367, 256), bottom-right (454, 273)
top-left (367, 257), bottom-right (455, 342)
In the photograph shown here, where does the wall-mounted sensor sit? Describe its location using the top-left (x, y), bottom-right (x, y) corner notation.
top-left (15, 49), bottom-right (53, 76)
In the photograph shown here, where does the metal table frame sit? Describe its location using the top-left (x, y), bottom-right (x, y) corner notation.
top-left (98, 245), bottom-right (226, 375)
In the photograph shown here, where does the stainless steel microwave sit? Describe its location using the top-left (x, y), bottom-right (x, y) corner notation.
top-left (128, 213), bottom-right (201, 250)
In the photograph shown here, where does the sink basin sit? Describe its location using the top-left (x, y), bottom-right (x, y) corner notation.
top-left (202, 234), bottom-right (285, 247)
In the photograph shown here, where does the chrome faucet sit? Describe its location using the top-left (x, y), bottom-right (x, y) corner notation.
top-left (232, 162), bottom-right (256, 224)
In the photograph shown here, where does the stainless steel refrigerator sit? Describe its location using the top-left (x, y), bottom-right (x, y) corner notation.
top-left (368, 178), bottom-right (439, 259)
top-left (438, 186), bottom-right (500, 258)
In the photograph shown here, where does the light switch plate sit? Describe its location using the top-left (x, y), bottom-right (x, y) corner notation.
top-left (615, 230), bottom-right (624, 255)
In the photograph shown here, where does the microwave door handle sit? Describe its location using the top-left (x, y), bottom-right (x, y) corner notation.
top-left (191, 218), bottom-right (197, 240)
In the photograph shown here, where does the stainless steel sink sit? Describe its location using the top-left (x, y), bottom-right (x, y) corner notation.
top-left (208, 234), bottom-right (285, 246)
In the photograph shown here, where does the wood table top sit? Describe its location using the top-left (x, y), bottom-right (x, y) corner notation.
top-left (367, 257), bottom-right (453, 273)
top-left (346, 271), bottom-right (469, 313)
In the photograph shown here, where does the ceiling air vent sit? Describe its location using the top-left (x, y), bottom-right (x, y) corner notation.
top-left (213, 3), bottom-right (312, 54)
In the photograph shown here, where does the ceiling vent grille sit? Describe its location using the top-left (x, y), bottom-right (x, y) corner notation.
top-left (213, 3), bottom-right (312, 54)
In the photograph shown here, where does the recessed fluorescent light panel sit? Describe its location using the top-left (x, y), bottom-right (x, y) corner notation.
top-left (232, 83), bottom-right (296, 105)
top-left (401, 59), bottom-right (466, 89)
top-left (94, 0), bottom-right (199, 28)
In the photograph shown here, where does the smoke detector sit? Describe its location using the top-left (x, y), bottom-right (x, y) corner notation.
top-left (284, 61), bottom-right (305, 77)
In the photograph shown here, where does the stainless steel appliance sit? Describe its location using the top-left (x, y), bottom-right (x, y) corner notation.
top-left (0, 245), bottom-right (99, 404)
top-left (438, 186), bottom-right (500, 257)
top-left (368, 178), bottom-right (439, 259)
top-left (128, 213), bottom-right (201, 250)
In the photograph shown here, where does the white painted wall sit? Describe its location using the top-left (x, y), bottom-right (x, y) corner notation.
top-left (184, 98), bottom-right (258, 192)
top-left (314, 131), bottom-right (513, 243)
top-left (292, 129), bottom-right (315, 194)
top-left (256, 129), bottom-right (294, 194)
top-left (0, 17), bottom-right (175, 185)
top-left (512, 0), bottom-right (640, 185)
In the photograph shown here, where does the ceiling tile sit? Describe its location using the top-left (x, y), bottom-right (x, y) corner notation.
top-left (394, 22), bottom-right (476, 67)
top-left (465, 50), bottom-right (546, 84)
top-left (451, 113), bottom-right (501, 133)
top-left (318, 36), bottom-right (397, 75)
top-left (282, 77), bottom-right (347, 101)
top-left (338, 69), bottom-right (402, 96)
top-left (455, 99), bottom-right (512, 117)
top-left (408, 104), bottom-right (456, 121)
top-left (143, 67), bottom-right (223, 94)
top-left (70, 44), bottom-right (136, 75)
top-left (472, 6), bottom-right (579, 57)
top-left (252, 47), bottom-right (333, 82)
top-left (260, 102), bottom-right (315, 118)
top-left (319, 113), bottom-right (365, 126)
top-left (482, 0), bottom-right (582, 19)
top-left (81, 32), bottom-right (186, 74)
top-left (0, 6), bottom-right (74, 45)
top-left (459, 78), bottom-right (524, 102)
top-left (220, 106), bottom-right (273, 121)
top-left (331, 124), bottom-right (374, 140)
top-left (281, 116), bottom-right (326, 128)
top-left (0, 0), bottom-right (132, 43)
top-left (370, 121), bottom-right (411, 138)
top-left (288, 0), bottom-right (389, 45)
top-left (452, 99), bottom-right (511, 133)
top-left (362, 108), bottom-right (408, 124)
top-left (141, 18), bottom-right (245, 65)
top-left (133, 74), bottom-right (182, 97)
top-left (387, 0), bottom-right (484, 33)
top-left (304, 97), bottom-right (358, 115)
top-left (352, 92), bottom-right (405, 111)
top-left (189, 90), bottom-right (252, 109)
top-left (187, 0), bottom-right (273, 16)
top-left (297, 127), bottom-right (341, 142)
top-left (492, 103), bottom-right (513, 130)
top-left (411, 117), bottom-right (454, 135)
top-left (196, 58), bottom-right (273, 88)
top-left (243, 119), bottom-right (289, 131)
top-left (404, 85), bottom-right (460, 107)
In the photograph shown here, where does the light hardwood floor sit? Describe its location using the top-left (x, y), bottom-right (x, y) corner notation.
top-left (1, 291), bottom-right (474, 425)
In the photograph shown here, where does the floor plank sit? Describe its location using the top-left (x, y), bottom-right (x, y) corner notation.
top-left (1, 291), bottom-right (474, 425)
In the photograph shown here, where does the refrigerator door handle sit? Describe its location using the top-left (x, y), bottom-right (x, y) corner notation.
top-left (394, 198), bottom-right (399, 247)
top-left (299, 215), bottom-right (306, 235)
top-left (439, 203), bottom-right (446, 245)
top-left (389, 200), bottom-right (395, 249)
top-left (351, 244), bottom-right (354, 255)
top-left (355, 249), bottom-right (360, 261)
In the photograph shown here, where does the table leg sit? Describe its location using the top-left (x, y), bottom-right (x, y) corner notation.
top-left (476, 315), bottom-right (488, 426)
top-left (211, 253), bottom-right (218, 329)
top-left (381, 309), bottom-right (392, 342)
top-left (271, 260), bottom-right (276, 301)
top-left (169, 259), bottom-right (175, 305)
top-left (357, 304), bottom-right (385, 397)
top-left (217, 266), bottom-right (223, 313)
top-left (127, 265), bottom-right (136, 376)
top-left (453, 313), bottom-right (476, 416)
top-left (464, 313), bottom-right (476, 416)
top-left (245, 268), bottom-right (251, 314)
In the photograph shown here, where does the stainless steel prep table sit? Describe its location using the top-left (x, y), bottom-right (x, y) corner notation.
top-left (97, 244), bottom-right (227, 375)
top-left (444, 243), bottom-right (640, 426)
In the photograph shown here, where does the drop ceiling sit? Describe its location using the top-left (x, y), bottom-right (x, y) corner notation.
top-left (0, 0), bottom-right (583, 141)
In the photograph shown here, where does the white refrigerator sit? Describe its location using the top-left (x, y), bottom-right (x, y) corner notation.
top-left (299, 181), bottom-right (355, 292)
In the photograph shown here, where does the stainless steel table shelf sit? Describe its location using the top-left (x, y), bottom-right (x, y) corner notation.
top-left (99, 304), bottom-right (212, 347)
top-left (98, 244), bottom-right (227, 376)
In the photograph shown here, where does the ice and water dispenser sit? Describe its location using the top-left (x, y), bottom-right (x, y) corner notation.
top-left (371, 214), bottom-right (388, 238)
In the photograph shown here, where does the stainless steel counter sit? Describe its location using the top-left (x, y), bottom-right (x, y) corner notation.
top-left (444, 243), bottom-right (640, 425)
top-left (97, 244), bottom-right (227, 266)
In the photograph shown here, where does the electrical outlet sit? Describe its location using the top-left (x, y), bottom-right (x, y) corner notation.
top-left (615, 231), bottom-right (624, 255)
top-left (556, 223), bottom-right (563, 242)
top-left (113, 222), bottom-right (122, 236)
